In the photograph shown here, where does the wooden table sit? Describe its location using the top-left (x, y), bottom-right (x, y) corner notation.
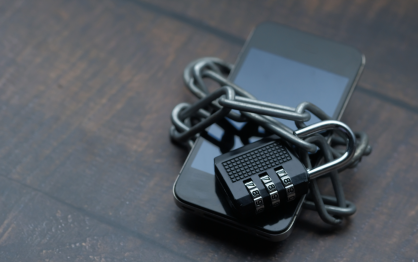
top-left (0, 0), bottom-right (416, 261)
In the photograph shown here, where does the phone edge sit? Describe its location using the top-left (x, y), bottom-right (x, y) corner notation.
top-left (336, 54), bottom-right (366, 120)
top-left (173, 172), bottom-right (305, 242)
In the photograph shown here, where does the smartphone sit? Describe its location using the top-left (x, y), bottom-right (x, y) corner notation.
top-left (173, 22), bottom-right (365, 241)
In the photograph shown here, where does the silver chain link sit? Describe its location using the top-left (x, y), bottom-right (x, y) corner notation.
top-left (170, 57), bottom-right (372, 225)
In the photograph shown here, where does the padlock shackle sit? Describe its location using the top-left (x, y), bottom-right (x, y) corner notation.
top-left (294, 120), bottom-right (356, 180)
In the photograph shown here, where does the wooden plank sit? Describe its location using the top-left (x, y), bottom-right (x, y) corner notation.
top-left (0, 177), bottom-right (192, 261)
top-left (137, 0), bottom-right (418, 110)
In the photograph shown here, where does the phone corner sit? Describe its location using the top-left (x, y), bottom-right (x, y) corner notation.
top-left (349, 45), bottom-right (366, 66)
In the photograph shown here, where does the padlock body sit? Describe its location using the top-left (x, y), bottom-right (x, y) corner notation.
top-left (214, 136), bottom-right (309, 217)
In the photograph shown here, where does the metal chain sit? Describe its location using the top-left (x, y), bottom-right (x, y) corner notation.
top-left (170, 57), bottom-right (372, 225)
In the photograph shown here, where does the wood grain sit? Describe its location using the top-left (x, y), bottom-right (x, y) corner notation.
top-left (0, 0), bottom-right (416, 261)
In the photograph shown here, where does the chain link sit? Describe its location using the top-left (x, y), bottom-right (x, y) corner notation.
top-left (170, 57), bottom-right (371, 225)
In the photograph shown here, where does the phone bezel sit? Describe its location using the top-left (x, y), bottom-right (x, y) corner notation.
top-left (173, 22), bottom-right (365, 242)
top-left (173, 175), bottom-right (305, 241)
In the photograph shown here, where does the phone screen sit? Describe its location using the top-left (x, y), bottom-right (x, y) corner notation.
top-left (191, 47), bottom-right (350, 175)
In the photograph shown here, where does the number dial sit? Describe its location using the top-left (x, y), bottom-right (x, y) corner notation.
top-left (260, 174), bottom-right (281, 207)
top-left (244, 181), bottom-right (265, 213)
top-left (276, 169), bottom-right (297, 202)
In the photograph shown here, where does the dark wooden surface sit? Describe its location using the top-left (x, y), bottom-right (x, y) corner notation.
top-left (0, 0), bottom-right (416, 261)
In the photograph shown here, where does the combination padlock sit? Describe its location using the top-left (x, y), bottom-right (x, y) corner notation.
top-left (214, 120), bottom-right (356, 216)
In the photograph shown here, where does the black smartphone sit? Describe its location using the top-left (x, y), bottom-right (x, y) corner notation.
top-left (173, 22), bottom-right (365, 241)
